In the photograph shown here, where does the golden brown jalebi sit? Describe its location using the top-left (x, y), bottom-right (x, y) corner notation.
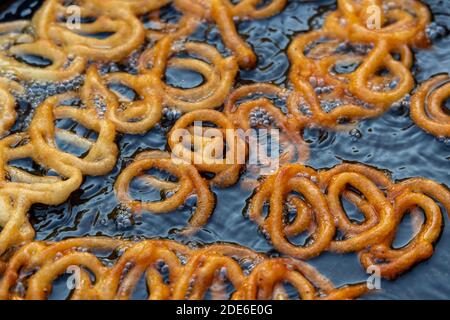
top-left (0, 237), bottom-right (367, 300)
top-left (144, 10), bottom-right (200, 41)
top-left (173, 0), bottom-right (287, 69)
top-left (168, 109), bottom-right (246, 187)
top-left (233, 258), bottom-right (368, 300)
top-left (0, 0), bottom-right (446, 301)
top-left (139, 36), bottom-right (238, 112)
top-left (28, 78), bottom-right (119, 176)
top-left (115, 151), bottom-right (215, 234)
top-left (249, 164), bottom-right (335, 259)
top-left (33, 0), bottom-right (146, 62)
top-left (174, 0), bottom-right (287, 19)
top-left (248, 162), bottom-right (450, 273)
top-left (287, 0), bottom-right (430, 129)
top-left (410, 74), bottom-right (450, 138)
top-left (327, 0), bottom-right (431, 47)
top-left (84, 66), bottom-right (162, 134)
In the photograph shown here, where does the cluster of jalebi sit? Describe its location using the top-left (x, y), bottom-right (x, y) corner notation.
top-left (248, 163), bottom-right (450, 279)
top-left (0, 0), bottom-right (289, 136)
top-left (0, 0), bottom-right (448, 301)
top-left (0, 237), bottom-right (368, 300)
top-left (0, 0), bottom-right (287, 256)
top-left (287, 0), bottom-right (431, 129)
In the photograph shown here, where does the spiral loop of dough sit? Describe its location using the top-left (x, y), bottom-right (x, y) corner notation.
top-left (33, 0), bottom-right (146, 62)
top-left (0, 20), bottom-right (86, 81)
top-left (0, 133), bottom-right (83, 256)
top-left (115, 150), bottom-right (215, 234)
top-left (139, 37), bottom-right (238, 113)
top-left (410, 74), bottom-right (450, 138)
top-left (287, 0), bottom-right (429, 129)
top-left (168, 109), bottom-right (246, 187)
top-left (173, 0), bottom-right (287, 69)
top-left (225, 84), bottom-right (310, 166)
top-left (0, 78), bottom-right (24, 136)
top-left (29, 91), bottom-right (119, 176)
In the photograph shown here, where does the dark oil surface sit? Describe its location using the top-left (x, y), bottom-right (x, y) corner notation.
top-left (1, 0), bottom-right (449, 299)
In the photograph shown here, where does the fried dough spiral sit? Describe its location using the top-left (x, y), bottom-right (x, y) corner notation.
top-left (0, 20), bottom-right (86, 81)
top-left (0, 133), bottom-right (82, 255)
top-left (410, 74), bottom-right (450, 138)
top-left (29, 92), bottom-right (119, 176)
top-left (139, 37), bottom-right (238, 113)
top-left (173, 0), bottom-right (287, 69)
top-left (233, 258), bottom-right (368, 300)
top-left (115, 151), bottom-right (215, 234)
top-left (168, 109), bottom-right (246, 187)
top-left (248, 162), bottom-right (450, 275)
top-left (0, 78), bottom-right (24, 136)
top-left (0, 237), bottom-right (367, 300)
top-left (33, 0), bottom-right (146, 62)
top-left (287, 0), bottom-right (430, 129)
top-left (84, 66), bottom-right (163, 134)
top-left (225, 84), bottom-right (310, 166)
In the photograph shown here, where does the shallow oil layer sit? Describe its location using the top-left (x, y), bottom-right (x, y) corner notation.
top-left (1, 0), bottom-right (449, 300)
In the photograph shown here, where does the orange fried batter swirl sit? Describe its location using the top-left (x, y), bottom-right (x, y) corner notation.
top-left (29, 92), bottom-right (119, 176)
top-left (33, 0), bottom-right (146, 62)
top-left (0, 78), bottom-right (24, 136)
top-left (248, 162), bottom-right (450, 275)
top-left (0, 20), bottom-right (86, 81)
top-left (0, 237), bottom-right (367, 300)
top-left (225, 84), bottom-right (310, 166)
top-left (173, 0), bottom-right (287, 69)
top-left (115, 151), bottom-right (215, 234)
top-left (139, 36), bottom-right (238, 113)
top-left (410, 74), bottom-right (450, 138)
top-left (168, 109), bottom-right (246, 187)
top-left (287, 0), bottom-right (430, 129)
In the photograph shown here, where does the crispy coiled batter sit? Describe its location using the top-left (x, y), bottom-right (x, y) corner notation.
top-left (410, 74), bottom-right (450, 138)
top-left (168, 109), bottom-right (246, 187)
top-left (115, 151), bottom-right (215, 234)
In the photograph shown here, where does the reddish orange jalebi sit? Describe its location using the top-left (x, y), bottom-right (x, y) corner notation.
top-left (0, 0), bottom-right (447, 301)
top-left (248, 162), bottom-right (450, 276)
top-left (0, 237), bottom-right (367, 300)
top-left (287, 0), bottom-right (429, 129)
top-left (225, 84), bottom-right (310, 166)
